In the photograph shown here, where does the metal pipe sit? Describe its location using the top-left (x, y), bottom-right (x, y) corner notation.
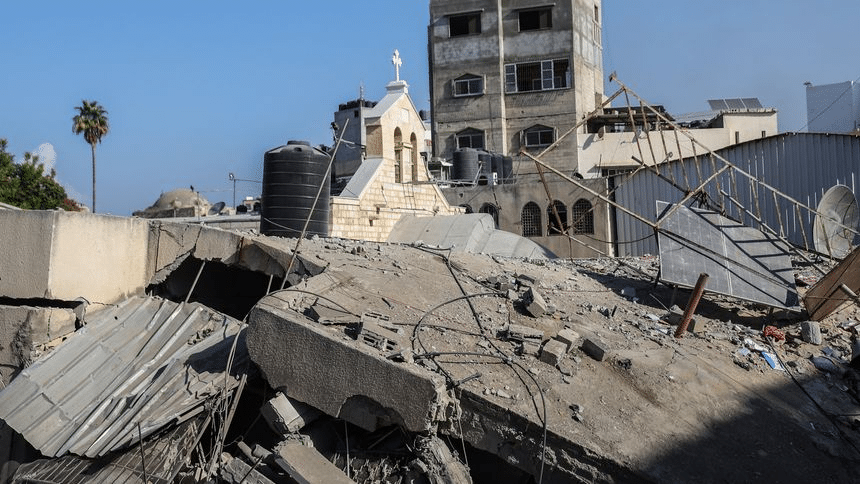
top-left (675, 273), bottom-right (709, 338)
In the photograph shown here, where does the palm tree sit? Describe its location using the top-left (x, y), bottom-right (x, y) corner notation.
top-left (72, 100), bottom-right (109, 213)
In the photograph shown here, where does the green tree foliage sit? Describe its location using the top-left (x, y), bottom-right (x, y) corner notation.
top-left (72, 100), bottom-right (109, 213)
top-left (0, 138), bottom-right (73, 210)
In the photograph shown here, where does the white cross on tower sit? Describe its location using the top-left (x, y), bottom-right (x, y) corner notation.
top-left (392, 49), bottom-right (402, 82)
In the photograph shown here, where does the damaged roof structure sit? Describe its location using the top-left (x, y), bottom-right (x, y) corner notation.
top-left (2, 74), bottom-right (860, 483)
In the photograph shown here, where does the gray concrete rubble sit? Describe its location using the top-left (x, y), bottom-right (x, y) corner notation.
top-left (0, 211), bottom-right (859, 483)
top-left (274, 441), bottom-right (356, 484)
top-left (260, 392), bottom-right (321, 435)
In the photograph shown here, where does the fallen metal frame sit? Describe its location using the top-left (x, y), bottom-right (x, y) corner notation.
top-left (523, 74), bottom-right (859, 308)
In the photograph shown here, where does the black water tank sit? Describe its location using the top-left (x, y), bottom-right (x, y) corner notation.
top-left (501, 155), bottom-right (513, 183)
top-left (260, 140), bottom-right (330, 237)
top-left (452, 148), bottom-right (480, 181)
top-left (477, 150), bottom-right (492, 176)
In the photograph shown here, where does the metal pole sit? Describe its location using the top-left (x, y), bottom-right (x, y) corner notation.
top-left (675, 273), bottom-right (709, 338)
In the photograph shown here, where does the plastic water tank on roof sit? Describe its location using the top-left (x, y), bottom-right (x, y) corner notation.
top-left (260, 141), bottom-right (331, 238)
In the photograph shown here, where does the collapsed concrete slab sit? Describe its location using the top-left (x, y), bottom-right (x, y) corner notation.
top-left (248, 281), bottom-right (447, 433)
top-left (0, 306), bottom-right (77, 385)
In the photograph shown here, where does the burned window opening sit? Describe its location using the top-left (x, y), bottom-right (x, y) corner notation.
top-left (519, 7), bottom-right (552, 31)
top-left (479, 203), bottom-right (500, 228)
top-left (547, 200), bottom-right (568, 235)
top-left (449, 12), bottom-right (482, 37)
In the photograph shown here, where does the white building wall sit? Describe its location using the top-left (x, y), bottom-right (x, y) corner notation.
top-left (806, 81), bottom-right (860, 133)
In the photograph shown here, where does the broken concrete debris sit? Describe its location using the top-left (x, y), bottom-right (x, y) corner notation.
top-left (1, 211), bottom-right (860, 483)
top-left (524, 286), bottom-right (549, 317)
top-left (801, 320), bottom-right (823, 345)
top-left (539, 339), bottom-right (568, 366)
top-left (261, 392), bottom-right (321, 435)
top-left (581, 336), bottom-right (610, 362)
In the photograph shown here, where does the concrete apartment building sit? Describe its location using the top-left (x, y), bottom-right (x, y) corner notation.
top-left (429, 0), bottom-right (780, 258)
top-left (428, 0), bottom-right (604, 177)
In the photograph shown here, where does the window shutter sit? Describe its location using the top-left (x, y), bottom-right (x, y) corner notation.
top-left (505, 64), bottom-right (517, 93)
top-left (541, 60), bottom-right (554, 90)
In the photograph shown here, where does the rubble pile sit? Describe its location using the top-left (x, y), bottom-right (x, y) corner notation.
top-left (1, 216), bottom-right (859, 483)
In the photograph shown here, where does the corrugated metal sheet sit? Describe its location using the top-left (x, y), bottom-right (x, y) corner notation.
top-left (12, 417), bottom-right (201, 484)
top-left (613, 133), bottom-right (860, 257)
top-left (0, 297), bottom-right (247, 458)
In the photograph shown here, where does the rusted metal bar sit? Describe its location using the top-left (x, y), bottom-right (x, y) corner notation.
top-left (771, 190), bottom-right (786, 237)
top-left (639, 100), bottom-right (659, 168)
top-left (795, 203), bottom-right (810, 251)
top-left (675, 273), bottom-right (709, 338)
top-left (185, 260), bottom-right (206, 304)
top-left (672, 127), bottom-right (691, 188)
top-left (624, 91), bottom-right (651, 175)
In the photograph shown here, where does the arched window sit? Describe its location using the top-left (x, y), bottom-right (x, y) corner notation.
top-left (522, 124), bottom-right (555, 148)
top-left (460, 204), bottom-right (474, 214)
top-left (521, 202), bottom-right (542, 237)
top-left (410, 132), bottom-right (419, 182)
top-left (393, 127), bottom-right (403, 183)
top-left (547, 200), bottom-right (568, 236)
top-left (571, 199), bottom-right (594, 234)
top-left (479, 203), bottom-right (499, 228)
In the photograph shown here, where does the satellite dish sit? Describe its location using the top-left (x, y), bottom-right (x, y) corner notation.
top-left (813, 185), bottom-right (859, 258)
top-left (208, 201), bottom-right (226, 216)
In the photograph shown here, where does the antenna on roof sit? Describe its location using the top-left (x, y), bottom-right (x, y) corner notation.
top-left (359, 82), bottom-right (365, 101)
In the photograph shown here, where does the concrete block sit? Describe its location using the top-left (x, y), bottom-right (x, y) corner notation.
top-left (664, 305), bottom-right (684, 325)
top-left (800, 321), bottom-right (822, 345)
top-left (525, 287), bottom-right (548, 317)
top-left (581, 337), bottom-right (610, 362)
top-left (261, 392), bottom-right (321, 435)
top-left (519, 340), bottom-right (541, 357)
top-left (555, 328), bottom-right (580, 351)
top-left (507, 324), bottom-right (544, 342)
top-left (248, 292), bottom-right (445, 433)
top-left (540, 339), bottom-right (568, 366)
top-left (274, 442), bottom-right (356, 484)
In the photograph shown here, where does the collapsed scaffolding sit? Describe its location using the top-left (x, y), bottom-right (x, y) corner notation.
top-left (523, 74), bottom-right (860, 315)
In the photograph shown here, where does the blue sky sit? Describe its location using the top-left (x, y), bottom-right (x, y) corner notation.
top-left (2, 1), bottom-right (858, 215)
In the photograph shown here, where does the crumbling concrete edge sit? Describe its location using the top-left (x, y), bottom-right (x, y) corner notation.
top-left (444, 390), bottom-right (647, 483)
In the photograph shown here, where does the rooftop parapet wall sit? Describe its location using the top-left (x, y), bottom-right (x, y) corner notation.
top-left (0, 211), bottom-right (150, 304)
top-left (0, 211), bottom-right (305, 305)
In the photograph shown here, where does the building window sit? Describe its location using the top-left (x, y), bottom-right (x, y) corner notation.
top-left (519, 7), bottom-right (552, 31)
top-left (456, 128), bottom-right (485, 150)
top-left (453, 74), bottom-right (484, 97)
top-left (479, 203), bottom-right (499, 228)
top-left (449, 12), bottom-right (481, 37)
top-left (547, 200), bottom-right (568, 235)
top-left (523, 125), bottom-right (555, 148)
top-left (394, 127), bottom-right (403, 183)
top-left (461, 204), bottom-right (473, 214)
top-left (571, 199), bottom-right (594, 234)
top-left (504, 58), bottom-right (570, 93)
top-left (522, 202), bottom-right (542, 237)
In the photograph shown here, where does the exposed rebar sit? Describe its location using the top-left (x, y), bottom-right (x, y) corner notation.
top-left (675, 273), bottom-right (709, 338)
